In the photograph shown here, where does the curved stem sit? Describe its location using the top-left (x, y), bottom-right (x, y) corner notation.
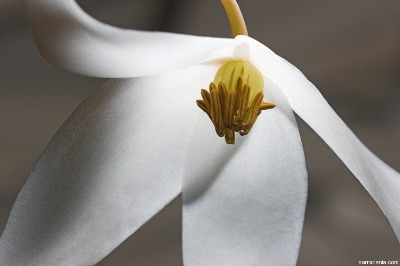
top-left (220, 0), bottom-right (248, 37)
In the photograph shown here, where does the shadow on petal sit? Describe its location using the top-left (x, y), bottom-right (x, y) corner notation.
top-left (182, 114), bottom-right (245, 203)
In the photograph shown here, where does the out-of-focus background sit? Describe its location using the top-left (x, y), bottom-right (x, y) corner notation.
top-left (0, 0), bottom-right (399, 265)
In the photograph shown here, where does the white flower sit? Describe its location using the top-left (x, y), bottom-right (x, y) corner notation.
top-left (0, 0), bottom-right (399, 265)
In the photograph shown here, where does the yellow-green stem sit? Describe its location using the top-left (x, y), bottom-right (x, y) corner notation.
top-left (220, 0), bottom-right (248, 37)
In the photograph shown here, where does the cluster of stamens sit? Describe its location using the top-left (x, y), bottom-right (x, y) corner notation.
top-left (197, 75), bottom-right (275, 144)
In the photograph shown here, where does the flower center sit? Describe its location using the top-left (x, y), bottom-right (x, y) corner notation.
top-left (196, 60), bottom-right (276, 144)
top-left (195, 0), bottom-right (275, 144)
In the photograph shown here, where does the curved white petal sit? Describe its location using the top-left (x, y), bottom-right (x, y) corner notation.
top-left (182, 78), bottom-right (308, 266)
top-left (0, 66), bottom-right (216, 266)
top-left (26, 0), bottom-right (236, 78)
top-left (242, 36), bottom-right (400, 241)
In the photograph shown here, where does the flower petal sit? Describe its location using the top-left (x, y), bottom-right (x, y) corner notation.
top-left (243, 36), bottom-right (400, 241)
top-left (25, 0), bottom-right (235, 78)
top-left (182, 78), bottom-right (308, 266)
top-left (0, 66), bottom-right (216, 265)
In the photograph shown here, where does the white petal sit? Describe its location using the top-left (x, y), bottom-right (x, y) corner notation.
top-left (26, 0), bottom-right (236, 78)
top-left (182, 78), bottom-right (308, 266)
top-left (242, 36), bottom-right (400, 241)
top-left (0, 66), bottom-right (216, 266)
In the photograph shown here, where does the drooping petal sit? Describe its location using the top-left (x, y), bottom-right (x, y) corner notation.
top-left (182, 78), bottom-right (308, 266)
top-left (0, 66), bottom-right (216, 266)
top-left (25, 0), bottom-right (236, 78)
top-left (242, 36), bottom-right (400, 241)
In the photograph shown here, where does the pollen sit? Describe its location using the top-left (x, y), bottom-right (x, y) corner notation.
top-left (196, 60), bottom-right (276, 144)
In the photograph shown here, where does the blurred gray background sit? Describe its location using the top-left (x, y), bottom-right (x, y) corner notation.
top-left (0, 0), bottom-right (399, 265)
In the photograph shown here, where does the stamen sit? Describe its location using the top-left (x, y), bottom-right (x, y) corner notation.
top-left (196, 59), bottom-right (275, 144)
top-left (196, 77), bottom-right (275, 144)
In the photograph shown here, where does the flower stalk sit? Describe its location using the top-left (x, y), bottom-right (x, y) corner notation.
top-left (220, 0), bottom-right (248, 37)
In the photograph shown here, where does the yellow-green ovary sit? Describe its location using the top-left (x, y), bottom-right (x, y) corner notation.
top-left (213, 59), bottom-right (264, 102)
